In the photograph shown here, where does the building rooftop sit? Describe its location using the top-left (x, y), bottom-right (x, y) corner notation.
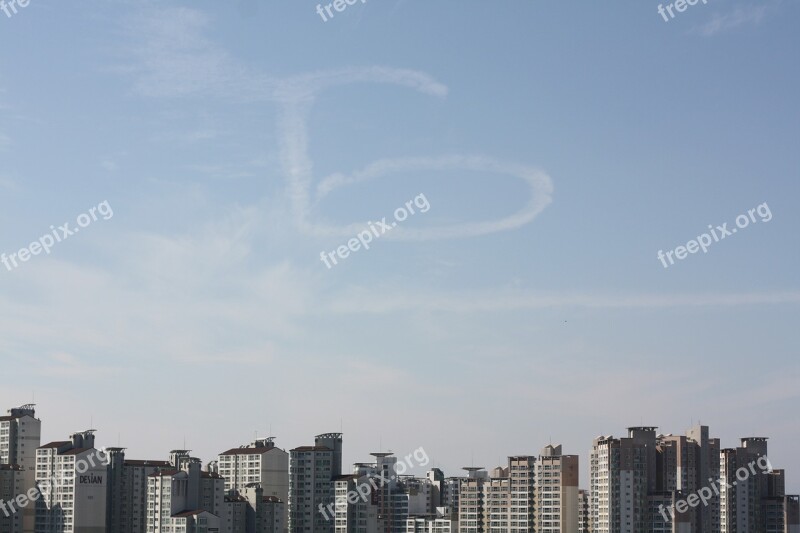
top-left (291, 445), bottom-right (331, 452)
top-left (220, 447), bottom-right (279, 456)
top-left (124, 460), bottom-right (172, 467)
top-left (61, 448), bottom-right (93, 456)
top-left (38, 441), bottom-right (71, 449)
top-left (148, 469), bottom-right (180, 478)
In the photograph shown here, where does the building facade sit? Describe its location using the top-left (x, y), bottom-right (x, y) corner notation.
top-left (0, 405), bottom-right (41, 533)
top-left (219, 437), bottom-right (289, 532)
top-left (289, 433), bottom-right (342, 533)
top-left (34, 431), bottom-right (108, 533)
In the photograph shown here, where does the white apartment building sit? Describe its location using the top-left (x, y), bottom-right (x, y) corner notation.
top-left (507, 456), bottom-right (535, 533)
top-left (34, 430), bottom-right (108, 533)
top-left (0, 405), bottom-right (41, 533)
top-left (591, 428), bottom-right (657, 533)
top-left (483, 468), bottom-right (510, 533)
top-left (219, 438), bottom-right (289, 531)
top-left (404, 516), bottom-right (454, 533)
top-left (166, 510), bottom-right (220, 533)
top-left (457, 468), bottom-right (487, 533)
top-left (146, 451), bottom-right (224, 533)
top-left (332, 472), bottom-right (382, 533)
top-left (219, 439), bottom-right (288, 501)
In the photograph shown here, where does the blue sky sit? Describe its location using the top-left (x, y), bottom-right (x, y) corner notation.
top-left (1, 0), bottom-right (799, 487)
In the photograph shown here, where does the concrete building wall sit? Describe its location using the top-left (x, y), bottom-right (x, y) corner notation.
top-left (35, 432), bottom-right (107, 533)
top-left (0, 406), bottom-right (41, 533)
top-left (0, 465), bottom-right (23, 533)
top-left (289, 433), bottom-right (342, 533)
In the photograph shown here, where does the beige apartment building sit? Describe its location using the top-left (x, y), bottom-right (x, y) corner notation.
top-left (535, 445), bottom-right (578, 533)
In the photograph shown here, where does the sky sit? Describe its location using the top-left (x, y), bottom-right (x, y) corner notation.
top-left (1, 0), bottom-right (799, 489)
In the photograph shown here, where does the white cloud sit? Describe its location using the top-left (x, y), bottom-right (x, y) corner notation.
top-left (324, 287), bottom-right (800, 314)
top-left (119, 9), bottom-right (554, 242)
top-left (41, 352), bottom-right (126, 379)
top-left (699, 4), bottom-right (769, 36)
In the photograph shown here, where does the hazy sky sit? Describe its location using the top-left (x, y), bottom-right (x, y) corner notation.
top-left (1, 0), bottom-right (798, 488)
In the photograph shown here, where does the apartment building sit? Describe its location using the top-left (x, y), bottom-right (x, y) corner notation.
top-left (105, 447), bottom-right (172, 533)
top-left (404, 514), bottom-right (454, 533)
top-left (289, 433), bottom-right (342, 533)
top-left (591, 425), bottom-right (725, 533)
top-left (0, 405), bottom-right (41, 533)
top-left (658, 425), bottom-right (720, 532)
top-left (219, 439), bottom-right (289, 503)
top-left (219, 438), bottom-right (289, 531)
top-left (224, 485), bottom-right (284, 533)
top-left (535, 445), bottom-right (578, 533)
top-left (439, 478), bottom-right (460, 523)
top-left (763, 495), bottom-right (800, 533)
top-left (507, 456), bottom-right (535, 533)
top-left (483, 467), bottom-right (509, 533)
top-left (246, 487), bottom-right (284, 533)
top-left (34, 430), bottom-right (108, 533)
top-left (457, 467), bottom-right (487, 533)
top-left (145, 451), bottom-right (224, 533)
top-left (591, 428), bottom-right (657, 533)
top-left (332, 470), bottom-right (382, 533)
top-left (0, 464), bottom-right (23, 533)
top-left (720, 438), bottom-right (800, 533)
top-left (577, 489), bottom-right (590, 533)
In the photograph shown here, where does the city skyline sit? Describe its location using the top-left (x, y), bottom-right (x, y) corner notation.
top-left (2, 403), bottom-right (796, 495)
top-left (3, 403), bottom-right (798, 532)
top-left (1, 1), bottom-right (799, 530)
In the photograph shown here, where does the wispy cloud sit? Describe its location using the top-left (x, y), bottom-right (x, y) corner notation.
top-left (698, 4), bottom-right (769, 36)
top-left (118, 7), bottom-right (272, 99)
top-left (0, 174), bottom-right (18, 191)
top-left (313, 155), bottom-right (553, 240)
top-left (41, 352), bottom-right (126, 379)
top-left (119, 8), bottom-right (554, 242)
top-left (324, 287), bottom-right (800, 314)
